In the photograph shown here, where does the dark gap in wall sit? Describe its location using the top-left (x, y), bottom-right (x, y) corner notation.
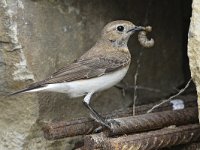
top-left (181, 0), bottom-right (192, 81)
top-left (177, 0), bottom-right (195, 95)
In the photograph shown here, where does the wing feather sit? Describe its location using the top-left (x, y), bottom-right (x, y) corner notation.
top-left (28, 53), bottom-right (130, 88)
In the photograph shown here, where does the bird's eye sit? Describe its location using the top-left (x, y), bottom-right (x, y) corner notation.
top-left (117, 26), bottom-right (124, 32)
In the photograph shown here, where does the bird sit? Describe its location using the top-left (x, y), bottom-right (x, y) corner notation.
top-left (9, 20), bottom-right (144, 128)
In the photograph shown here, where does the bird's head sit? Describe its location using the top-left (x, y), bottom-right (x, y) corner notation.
top-left (101, 20), bottom-right (144, 47)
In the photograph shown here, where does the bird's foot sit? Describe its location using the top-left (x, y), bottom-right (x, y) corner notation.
top-left (90, 113), bottom-right (111, 129)
top-left (93, 119), bottom-right (121, 133)
top-left (106, 119), bottom-right (121, 128)
top-left (93, 126), bottom-right (103, 133)
top-left (90, 113), bottom-right (121, 130)
top-left (83, 101), bottom-right (121, 129)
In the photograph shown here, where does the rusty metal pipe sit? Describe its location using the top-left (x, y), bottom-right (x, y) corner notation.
top-left (84, 124), bottom-right (200, 150)
top-left (107, 107), bottom-right (198, 136)
top-left (42, 96), bottom-right (197, 140)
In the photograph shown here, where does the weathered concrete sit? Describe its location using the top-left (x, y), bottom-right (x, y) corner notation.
top-left (188, 0), bottom-right (200, 121)
top-left (0, 0), bottom-right (192, 149)
top-left (0, 1), bottom-right (38, 150)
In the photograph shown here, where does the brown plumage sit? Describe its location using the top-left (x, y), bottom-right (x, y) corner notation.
top-left (32, 51), bottom-right (130, 86)
top-left (9, 20), bottom-right (144, 129)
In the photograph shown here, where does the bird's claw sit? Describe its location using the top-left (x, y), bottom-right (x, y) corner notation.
top-left (93, 119), bottom-right (121, 132)
top-left (90, 113), bottom-right (121, 130)
top-left (90, 113), bottom-right (111, 129)
top-left (94, 126), bottom-right (103, 133)
top-left (107, 119), bottom-right (121, 128)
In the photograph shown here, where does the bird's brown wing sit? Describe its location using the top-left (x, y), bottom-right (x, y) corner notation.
top-left (9, 54), bottom-right (130, 95)
top-left (30, 54), bottom-right (130, 87)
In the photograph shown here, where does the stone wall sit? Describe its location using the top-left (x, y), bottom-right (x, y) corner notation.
top-left (188, 0), bottom-right (200, 121)
top-left (0, 0), bottom-right (192, 149)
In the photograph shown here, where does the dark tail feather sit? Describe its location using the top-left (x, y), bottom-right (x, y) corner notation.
top-left (8, 85), bottom-right (44, 96)
top-left (8, 88), bottom-right (31, 96)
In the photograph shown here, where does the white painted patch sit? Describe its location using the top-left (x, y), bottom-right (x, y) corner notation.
top-left (28, 66), bottom-right (129, 98)
top-left (170, 99), bottom-right (185, 110)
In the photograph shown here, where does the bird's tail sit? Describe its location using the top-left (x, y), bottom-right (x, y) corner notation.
top-left (8, 85), bottom-right (44, 96)
top-left (8, 88), bottom-right (31, 96)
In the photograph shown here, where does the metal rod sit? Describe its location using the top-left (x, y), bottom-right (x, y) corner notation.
top-left (107, 107), bottom-right (198, 136)
top-left (42, 96), bottom-right (197, 140)
top-left (84, 124), bottom-right (200, 150)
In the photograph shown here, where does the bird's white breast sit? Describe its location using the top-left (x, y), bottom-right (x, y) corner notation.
top-left (31, 66), bottom-right (129, 98)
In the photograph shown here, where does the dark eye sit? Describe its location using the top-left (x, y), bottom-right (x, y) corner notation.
top-left (117, 26), bottom-right (124, 32)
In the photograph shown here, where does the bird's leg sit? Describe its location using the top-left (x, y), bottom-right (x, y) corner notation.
top-left (83, 92), bottom-right (111, 129)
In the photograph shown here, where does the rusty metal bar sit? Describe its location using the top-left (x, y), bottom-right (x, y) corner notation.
top-left (42, 96), bottom-right (197, 140)
top-left (168, 142), bottom-right (200, 150)
top-left (42, 107), bottom-right (132, 140)
top-left (180, 142), bottom-right (200, 150)
top-left (84, 133), bottom-right (106, 150)
top-left (84, 124), bottom-right (200, 150)
top-left (107, 107), bottom-right (198, 136)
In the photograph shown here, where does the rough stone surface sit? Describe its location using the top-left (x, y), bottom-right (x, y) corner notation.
top-left (0, 1), bottom-right (38, 150)
top-left (0, 0), bottom-right (192, 149)
top-left (188, 0), bottom-right (200, 121)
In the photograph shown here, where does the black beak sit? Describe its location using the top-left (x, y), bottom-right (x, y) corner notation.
top-left (127, 26), bottom-right (144, 33)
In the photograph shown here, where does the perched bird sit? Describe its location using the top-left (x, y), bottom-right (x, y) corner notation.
top-left (10, 20), bottom-right (144, 128)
